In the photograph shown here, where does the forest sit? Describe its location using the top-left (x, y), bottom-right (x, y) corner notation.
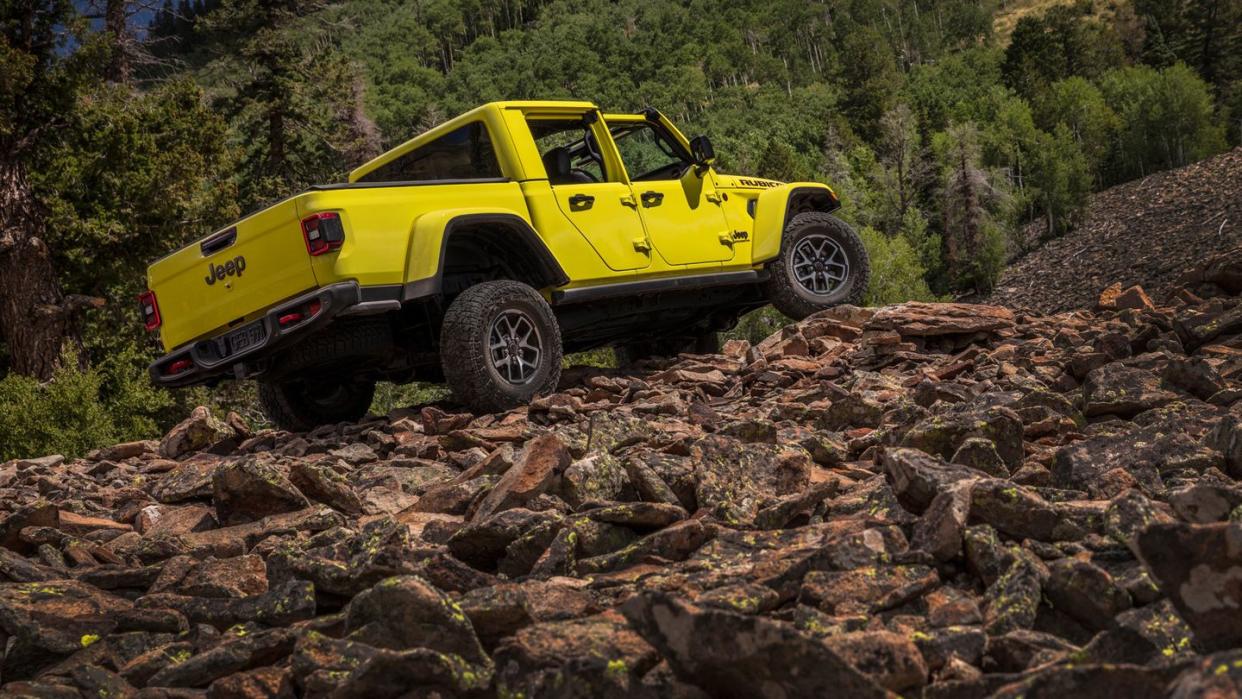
top-left (0, 0), bottom-right (1238, 459)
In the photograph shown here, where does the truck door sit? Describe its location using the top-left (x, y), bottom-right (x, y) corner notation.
top-left (526, 115), bottom-right (652, 272)
top-left (606, 117), bottom-right (735, 266)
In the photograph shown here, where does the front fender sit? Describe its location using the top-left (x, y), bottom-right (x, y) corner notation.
top-left (404, 207), bottom-right (534, 287)
top-left (751, 183), bottom-right (840, 263)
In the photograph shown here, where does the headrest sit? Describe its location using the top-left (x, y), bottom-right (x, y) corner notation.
top-left (542, 147), bottom-right (572, 180)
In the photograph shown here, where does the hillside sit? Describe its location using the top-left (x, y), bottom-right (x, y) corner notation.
top-left (1, 250), bottom-right (1240, 695)
top-left (988, 147), bottom-right (1242, 314)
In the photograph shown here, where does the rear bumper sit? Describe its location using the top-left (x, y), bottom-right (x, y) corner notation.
top-left (149, 281), bottom-right (393, 388)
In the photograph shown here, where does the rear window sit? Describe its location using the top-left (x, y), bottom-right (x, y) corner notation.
top-left (357, 121), bottom-right (502, 183)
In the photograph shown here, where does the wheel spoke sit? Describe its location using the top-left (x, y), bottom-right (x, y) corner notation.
top-left (789, 233), bottom-right (849, 297)
top-left (488, 308), bottom-right (543, 385)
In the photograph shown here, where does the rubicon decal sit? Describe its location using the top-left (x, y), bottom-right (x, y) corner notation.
top-left (205, 256), bottom-right (247, 285)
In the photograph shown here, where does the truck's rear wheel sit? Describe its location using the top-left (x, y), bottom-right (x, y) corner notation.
top-left (259, 378), bottom-right (376, 432)
top-left (763, 212), bottom-right (869, 320)
top-left (440, 280), bottom-right (562, 413)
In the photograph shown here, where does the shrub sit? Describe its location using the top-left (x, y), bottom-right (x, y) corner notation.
top-left (859, 226), bottom-right (942, 305)
top-left (0, 346), bottom-right (172, 461)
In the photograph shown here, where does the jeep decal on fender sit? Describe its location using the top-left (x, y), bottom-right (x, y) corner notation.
top-left (205, 256), bottom-right (246, 285)
top-left (737, 178), bottom-right (779, 188)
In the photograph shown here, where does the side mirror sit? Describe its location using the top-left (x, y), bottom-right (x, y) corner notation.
top-left (690, 135), bottom-right (716, 167)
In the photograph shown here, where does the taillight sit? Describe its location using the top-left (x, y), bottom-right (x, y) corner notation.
top-left (166, 358), bottom-right (194, 375)
top-left (301, 212), bottom-right (345, 256)
top-left (278, 298), bottom-right (324, 329)
top-left (138, 290), bottom-right (161, 331)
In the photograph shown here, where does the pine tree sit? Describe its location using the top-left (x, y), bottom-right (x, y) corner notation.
top-left (202, 0), bottom-right (381, 210)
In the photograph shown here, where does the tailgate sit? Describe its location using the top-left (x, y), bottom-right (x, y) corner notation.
top-left (148, 197), bottom-right (317, 351)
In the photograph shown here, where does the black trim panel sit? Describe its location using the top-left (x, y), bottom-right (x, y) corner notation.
top-left (309, 177), bottom-right (511, 191)
top-left (551, 270), bottom-right (766, 305)
top-left (406, 213), bottom-right (571, 300)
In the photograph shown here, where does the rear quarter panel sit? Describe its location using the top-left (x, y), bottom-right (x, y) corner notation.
top-left (297, 182), bottom-right (532, 288)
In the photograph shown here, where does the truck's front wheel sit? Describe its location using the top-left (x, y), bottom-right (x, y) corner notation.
top-left (258, 378), bottom-right (376, 432)
top-left (763, 212), bottom-right (869, 320)
top-left (440, 280), bottom-right (563, 414)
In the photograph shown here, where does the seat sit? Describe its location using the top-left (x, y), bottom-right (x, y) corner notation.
top-left (542, 146), bottom-right (594, 185)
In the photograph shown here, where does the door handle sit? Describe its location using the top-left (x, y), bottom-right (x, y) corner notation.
top-left (632, 237), bottom-right (652, 253)
top-left (620, 194), bottom-right (637, 208)
top-left (568, 193), bottom-right (595, 211)
top-left (718, 233), bottom-right (735, 247)
top-left (640, 191), bottom-right (664, 207)
top-left (706, 192), bottom-right (723, 204)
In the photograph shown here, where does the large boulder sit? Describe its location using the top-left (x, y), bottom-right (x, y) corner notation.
top-left (1137, 521), bottom-right (1242, 651)
top-left (212, 457), bottom-right (310, 526)
top-left (621, 592), bottom-right (888, 698)
top-left (160, 406), bottom-right (234, 459)
top-left (691, 435), bottom-right (811, 526)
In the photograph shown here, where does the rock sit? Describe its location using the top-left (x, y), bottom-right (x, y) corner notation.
top-left (884, 447), bottom-right (986, 514)
top-left (865, 302), bottom-right (1015, 336)
top-left (160, 406), bottom-right (233, 459)
top-left (344, 575), bottom-right (491, 683)
top-left (951, 437), bottom-right (1009, 477)
top-left (820, 631), bottom-right (928, 692)
top-left (1136, 521), bottom-right (1242, 651)
top-left (970, 479), bottom-right (1083, 542)
top-left (157, 554), bottom-right (268, 598)
top-left (1115, 285), bottom-right (1156, 311)
top-left (206, 666), bottom-right (295, 699)
top-left (288, 461), bottom-right (364, 515)
top-left (1097, 282), bottom-right (1123, 310)
top-left (1082, 363), bottom-right (1180, 418)
top-left (0, 580), bottom-right (132, 678)
top-left (692, 435), bottom-right (810, 526)
top-left (1043, 557), bottom-right (1131, 631)
top-left (135, 504), bottom-right (217, 536)
top-left (560, 452), bottom-right (630, 508)
top-left (621, 592), bottom-right (887, 698)
top-left (495, 610), bottom-right (659, 698)
top-left (471, 434), bottom-right (571, 521)
top-left (983, 551), bottom-right (1044, 635)
top-left (902, 403), bottom-right (1025, 469)
top-left (212, 457), bottom-right (310, 526)
top-left (799, 564), bottom-right (938, 614)
top-left (911, 480), bottom-right (973, 562)
top-left (1167, 649), bottom-right (1242, 697)
top-left (1053, 427), bottom-right (1209, 494)
top-left (148, 627), bottom-right (296, 689)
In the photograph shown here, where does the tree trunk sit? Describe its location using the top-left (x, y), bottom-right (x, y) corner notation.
top-left (0, 158), bottom-right (80, 380)
top-left (105, 0), bottom-right (131, 83)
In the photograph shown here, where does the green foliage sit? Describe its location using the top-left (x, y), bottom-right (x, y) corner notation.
top-left (0, 347), bottom-right (172, 461)
top-left (1099, 63), bottom-right (1228, 180)
top-left (725, 307), bottom-right (790, 346)
top-left (858, 226), bottom-right (941, 306)
top-left (1001, 2), bottom-right (1125, 98)
top-left (1027, 123), bottom-right (1094, 237)
top-left (370, 381), bottom-right (451, 418)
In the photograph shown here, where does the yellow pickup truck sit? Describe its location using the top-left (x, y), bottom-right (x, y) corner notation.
top-left (141, 101), bottom-right (869, 430)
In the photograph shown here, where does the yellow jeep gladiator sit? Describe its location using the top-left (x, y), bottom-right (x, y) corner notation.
top-left (141, 101), bottom-right (870, 430)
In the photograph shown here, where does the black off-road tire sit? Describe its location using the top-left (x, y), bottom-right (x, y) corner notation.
top-left (258, 378), bottom-right (376, 432)
top-left (270, 317), bottom-right (394, 378)
top-left (763, 212), bottom-right (869, 320)
top-left (257, 316), bottom-right (392, 431)
top-left (440, 280), bottom-right (563, 413)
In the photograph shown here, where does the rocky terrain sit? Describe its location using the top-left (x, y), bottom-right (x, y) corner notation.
top-left (1, 249), bottom-right (1241, 698)
top-left (988, 147), bottom-right (1242, 314)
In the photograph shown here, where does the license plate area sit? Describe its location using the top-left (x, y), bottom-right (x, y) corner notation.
top-left (218, 321), bottom-right (266, 357)
top-left (195, 320), bottom-right (267, 365)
